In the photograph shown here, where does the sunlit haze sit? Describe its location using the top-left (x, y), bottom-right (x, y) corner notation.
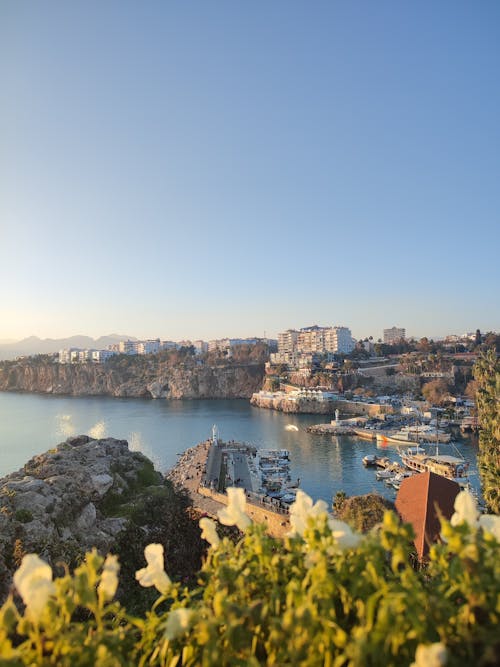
top-left (1, 1), bottom-right (499, 342)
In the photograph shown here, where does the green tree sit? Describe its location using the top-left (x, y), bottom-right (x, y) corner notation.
top-left (473, 349), bottom-right (500, 513)
top-left (421, 379), bottom-right (450, 406)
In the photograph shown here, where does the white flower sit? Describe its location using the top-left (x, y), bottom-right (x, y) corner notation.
top-left (288, 490), bottom-right (328, 537)
top-left (478, 514), bottom-right (500, 542)
top-left (199, 517), bottom-right (220, 548)
top-left (410, 642), bottom-right (447, 667)
top-left (164, 607), bottom-right (193, 640)
top-left (98, 554), bottom-right (120, 602)
top-left (135, 544), bottom-right (171, 595)
top-left (327, 518), bottom-right (362, 549)
top-left (13, 554), bottom-right (56, 620)
top-left (450, 490), bottom-right (500, 542)
top-left (450, 490), bottom-right (478, 527)
top-left (218, 487), bottom-right (251, 531)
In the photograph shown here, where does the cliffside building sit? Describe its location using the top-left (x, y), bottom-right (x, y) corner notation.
top-left (276, 325), bottom-right (355, 357)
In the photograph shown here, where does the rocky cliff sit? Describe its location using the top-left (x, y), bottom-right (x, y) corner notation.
top-left (0, 355), bottom-right (265, 399)
top-left (0, 436), bottom-right (203, 603)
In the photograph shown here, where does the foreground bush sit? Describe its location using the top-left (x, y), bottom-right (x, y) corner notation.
top-left (0, 489), bottom-right (499, 666)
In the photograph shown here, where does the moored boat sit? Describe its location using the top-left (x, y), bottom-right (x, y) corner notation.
top-left (399, 444), bottom-right (470, 485)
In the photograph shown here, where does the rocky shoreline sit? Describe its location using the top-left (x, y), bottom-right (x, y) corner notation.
top-left (0, 435), bottom-right (201, 601)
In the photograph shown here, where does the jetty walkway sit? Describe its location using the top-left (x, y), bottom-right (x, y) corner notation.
top-left (167, 439), bottom-right (290, 538)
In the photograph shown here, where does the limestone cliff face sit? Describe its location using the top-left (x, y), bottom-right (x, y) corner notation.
top-left (0, 358), bottom-right (265, 399)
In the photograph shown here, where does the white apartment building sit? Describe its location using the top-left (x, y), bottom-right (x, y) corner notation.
top-left (297, 328), bottom-right (325, 353)
top-left (161, 341), bottom-right (178, 350)
top-left (137, 339), bottom-right (161, 355)
top-left (91, 350), bottom-right (117, 363)
top-left (277, 325), bottom-right (355, 356)
top-left (59, 348), bottom-right (117, 363)
top-left (78, 349), bottom-right (94, 362)
top-left (324, 327), bottom-right (355, 354)
top-left (277, 330), bottom-right (299, 354)
top-left (58, 348), bottom-right (76, 364)
top-left (193, 340), bottom-right (208, 355)
top-left (383, 327), bottom-right (406, 344)
top-left (118, 340), bottom-right (140, 355)
top-left (208, 338), bottom-right (260, 353)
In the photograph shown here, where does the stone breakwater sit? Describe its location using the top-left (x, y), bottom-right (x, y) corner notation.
top-left (250, 393), bottom-right (334, 414)
top-left (0, 435), bottom-right (169, 600)
top-left (167, 441), bottom-right (291, 538)
top-left (251, 393), bottom-right (394, 417)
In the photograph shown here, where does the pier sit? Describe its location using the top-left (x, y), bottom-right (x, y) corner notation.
top-left (167, 431), bottom-right (291, 538)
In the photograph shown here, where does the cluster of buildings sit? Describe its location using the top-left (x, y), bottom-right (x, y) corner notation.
top-left (58, 336), bottom-right (269, 364)
top-left (270, 325), bottom-right (355, 370)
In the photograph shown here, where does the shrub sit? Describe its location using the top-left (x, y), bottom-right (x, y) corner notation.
top-left (1, 490), bottom-right (499, 666)
top-left (14, 509), bottom-right (33, 524)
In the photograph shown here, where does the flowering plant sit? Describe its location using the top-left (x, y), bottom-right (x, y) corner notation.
top-left (0, 490), bottom-right (498, 666)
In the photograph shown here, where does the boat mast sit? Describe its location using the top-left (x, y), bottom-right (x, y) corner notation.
top-left (435, 412), bottom-right (439, 456)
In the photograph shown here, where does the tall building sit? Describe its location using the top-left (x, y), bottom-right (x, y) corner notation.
top-left (277, 325), bottom-right (355, 355)
top-left (278, 330), bottom-right (298, 354)
top-left (324, 327), bottom-right (355, 354)
top-left (383, 327), bottom-right (406, 344)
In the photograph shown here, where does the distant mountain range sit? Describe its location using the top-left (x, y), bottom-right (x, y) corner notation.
top-left (0, 335), bottom-right (137, 361)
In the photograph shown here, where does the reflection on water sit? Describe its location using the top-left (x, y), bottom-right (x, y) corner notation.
top-left (88, 420), bottom-right (106, 439)
top-left (56, 414), bottom-right (76, 438)
top-left (0, 393), bottom-right (480, 504)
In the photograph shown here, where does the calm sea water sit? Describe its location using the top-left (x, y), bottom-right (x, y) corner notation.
top-left (0, 392), bottom-right (481, 504)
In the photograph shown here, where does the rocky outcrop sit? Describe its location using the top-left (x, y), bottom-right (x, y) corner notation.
top-left (0, 357), bottom-right (265, 399)
top-left (251, 393), bottom-right (394, 417)
top-left (0, 436), bottom-right (176, 599)
top-left (250, 393), bottom-right (335, 414)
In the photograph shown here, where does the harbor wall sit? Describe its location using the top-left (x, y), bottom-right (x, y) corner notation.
top-left (198, 486), bottom-right (290, 538)
top-left (251, 393), bottom-right (394, 417)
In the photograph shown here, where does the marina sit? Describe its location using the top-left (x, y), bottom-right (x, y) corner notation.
top-left (0, 392), bottom-right (481, 505)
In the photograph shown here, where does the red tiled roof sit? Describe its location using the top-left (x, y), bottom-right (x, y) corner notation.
top-left (395, 472), bottom-right (460, 561)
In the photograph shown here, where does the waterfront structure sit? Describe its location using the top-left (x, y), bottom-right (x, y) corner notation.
top-left (383, 327), bottom-right (406, 344)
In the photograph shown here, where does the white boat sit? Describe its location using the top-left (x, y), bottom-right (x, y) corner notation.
top-left (376, 468), bottom-right (395, 480)
top-left (377, 426), bottom-right (450, 445)
top-left (390, 471), bottom-right (415, 490)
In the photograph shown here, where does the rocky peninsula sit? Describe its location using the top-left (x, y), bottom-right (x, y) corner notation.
top-left (0, 348), bottom-right (266, 399)
top-left (0, 435), bottom-right (203, 602)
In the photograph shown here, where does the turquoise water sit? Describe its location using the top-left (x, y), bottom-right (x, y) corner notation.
top-left (0, 392), bottom-right (480, 504)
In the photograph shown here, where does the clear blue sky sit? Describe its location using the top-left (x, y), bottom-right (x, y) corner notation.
top-left (1, 1), bottom-right (499, 342)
